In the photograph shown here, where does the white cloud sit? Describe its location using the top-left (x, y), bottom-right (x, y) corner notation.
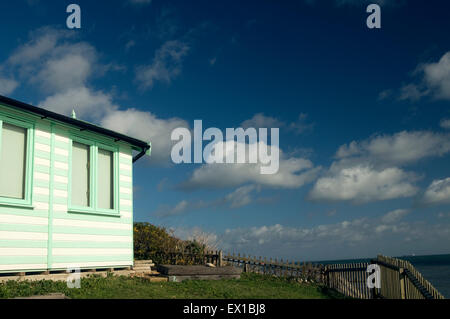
top-left (180, 140), bottom-right (320, 190)
top-left (241, 113), bottom-right (313, 135)
top-left (35, 51), bottom-right (94, 93)
top-left (310, 130), bottom-right (450, 204)
top-left (101, 108), bottom-right (189, 165)
top-left (381, 209), bottom-right (409, 224)
top-left (422, 177), bottom-right (450, 205)
top-left (39, 87), bottom-right (118, 120)
top-left (6, 27), bottom-right (69, 66)
top-left (440, 118), bottom-right (450, 130)
top-left (0, 77), bottom-right (18, 95)
top-left (1, 26), bottom-right (192, 167)
top-left (288, 113), bottom-right (314, 135)
top-left (308, 165), bottom-right (418, 203)
top-left (218, 215), bottom-right (450, 261)
top-left (136, 40), bottom-right (189, 90)
top-left (154, 185), bottom-right (263, 217)
top-left (5, 28), bottom-right (99, 95)
top-left (399, 84), bottom-right (427, 101)
top-left (336, 131), bottom-right (450, 167)
top-left (2, 27), bottom-right (119, 121)
top-left (224, 185), bottom-right (261, 208)
top-left (422, 52), bottom-right (450, 100)
top-left (241, 113), bottom-right (284, 129)
top-left (395, 51), bottom-right (450, 102)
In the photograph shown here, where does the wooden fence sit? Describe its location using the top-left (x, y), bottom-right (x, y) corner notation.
top-left (152, 250), bottom-right (445, 299)
top-left (324, 263), bottom-right (372, 299)
top-left (223, 253), bottom-right (324, 282)
top-left (374, 255), bottom-right (444, 299)
top-left (323, 255), bottom-right (445, 299)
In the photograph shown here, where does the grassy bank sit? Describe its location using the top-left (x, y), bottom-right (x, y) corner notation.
top-left (0, 272), bottom-right (344, 299)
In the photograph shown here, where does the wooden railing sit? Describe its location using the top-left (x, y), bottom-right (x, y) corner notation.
top-left (323, 255), bottom-right (445, 299)
top-left (374, 255), bottom-right (444, 299)
top-left (223, 253), bottom-right (324, 282)
top-left (152, 249), bottom-right (445, 299)
top-left (324, 263), bottom-right (372, 299)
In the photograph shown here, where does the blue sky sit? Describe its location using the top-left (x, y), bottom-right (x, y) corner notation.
top-left (0, 0), bottom-right (450, 261)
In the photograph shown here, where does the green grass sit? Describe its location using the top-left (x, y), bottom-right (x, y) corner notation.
top-left (0, 272), bottom-right (345, 299)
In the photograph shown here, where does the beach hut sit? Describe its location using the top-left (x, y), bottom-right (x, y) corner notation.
top-left (0, 95), bottom-right (150, 274)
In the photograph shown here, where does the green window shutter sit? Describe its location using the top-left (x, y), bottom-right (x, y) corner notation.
top-left (0, 123), bottom-right (27, 199)
top-left (71, 141), bottom-right (90, 207)
top-left (97, 148), bottom-right (113, 210)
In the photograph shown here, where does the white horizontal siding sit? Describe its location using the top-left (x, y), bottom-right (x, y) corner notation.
top-left (120, 187), bottom-right (132, 194)
top-left (35, 172), bottom-right (50, 182)
top-left (54, 175), bottom-right (68, 184)
top-left (0, 248), bottom-right (47, 256)
top-left (34, 187), bottom-right (50, 196)
top-left (55, 135), bottom-right (69, 143)
top-left (120, 175), bottom-right (132, 183)
top-left (0, 231), bottom-right (48, 240)
top-left (0, 264), bottom-right (47, 271)
top-left (52, 248), bottom-right (131, 256)
top-left (35, 158), bottom-right (50, 167)
top-left (52, 261), bottom-right (132, 269)
top-left (0, 215), bottom-right (48, 226)
top-left (120, 211), bottom-right (132, 218)
top-left (53, 219), bottom-right (131, 230)
top-left (119, 152), bottom-right (132, 160)
top-left (54, 161), bottom-right (68, 170)
top-left (35, 143), bottom-right (50, 152)
top-left (121, 199), bottom-right (132, 206)
top-left (35, 130), bottom-right (51, 139)
top-left (53, 204), bottom-right (67, 212)
top-left (52, 233), bottom-right (131, 243)
top-left (34, 202), bottom-right (49, 210)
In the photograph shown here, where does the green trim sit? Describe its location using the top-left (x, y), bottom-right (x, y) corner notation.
top-left (53, 212), bottom-right (131, 223)
top-left (67, 209), bottom-right (121, 218)
top-left (0, 115), bottom-right (35, 207)
top-left (0, 202), bottom-right (34, 209)
top-left (67, 133), bottom-right (121, 216)
top-left (47, 124), bottom-right (55, 269)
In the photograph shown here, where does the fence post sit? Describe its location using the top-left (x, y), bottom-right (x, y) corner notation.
top-left (218, 250), bottom-right (223, 267)
top-left (399, 268), bottom-right (406, 299)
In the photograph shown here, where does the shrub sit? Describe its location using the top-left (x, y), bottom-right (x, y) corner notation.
top-left (133, 222), bottom-right (208, 265)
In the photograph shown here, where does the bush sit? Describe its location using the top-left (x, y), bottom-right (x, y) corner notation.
top-left (133, 222), bottom-right (208, 265)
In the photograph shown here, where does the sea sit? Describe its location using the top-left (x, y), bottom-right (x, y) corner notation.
top-left (316, 253), bottom-right (450, 298)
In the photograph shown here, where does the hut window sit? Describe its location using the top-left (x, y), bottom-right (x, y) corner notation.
top-left (0, 123), bottom-right (27, 199)
top-left (98, 148), bottom-right (114, 210)
top-left (71, 142), bottom-right (91, 207)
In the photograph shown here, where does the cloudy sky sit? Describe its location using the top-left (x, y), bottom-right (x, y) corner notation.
top-left (1, 0), bottom-right (449, 261)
